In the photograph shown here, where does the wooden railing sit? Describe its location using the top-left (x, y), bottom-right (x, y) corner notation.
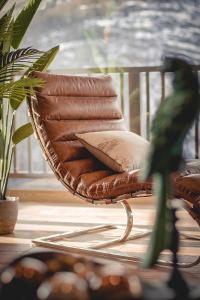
top-left (10, 65), bottom-right (200, 177)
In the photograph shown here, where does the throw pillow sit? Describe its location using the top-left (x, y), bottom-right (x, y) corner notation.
top-left (75, 131), bottom-right (149, 172)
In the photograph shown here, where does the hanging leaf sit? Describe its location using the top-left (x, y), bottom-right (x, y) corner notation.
top-left (0, 5), bottom-right (15, 53)
top-left (0, 0), bottom-right (9, 11)
top-left (12, 0), bottom-right (42, 49)
top-left (26, 46), bottom-right (59, 74)
top-left (0, 77), bottom-right (44, 110)
top-left (10, 89), bottom-right (26, 111)
top-left (0, 129), bottom-right (4, 159)
top-left (0, 7), bottom-right (12, 41)
top-left (2, 19), bottom-right (14, 54)
top-left (12, 122), bottom-right (34, 145)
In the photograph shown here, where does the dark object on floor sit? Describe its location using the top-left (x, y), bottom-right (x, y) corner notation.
top-left (0, 250), bottom-right (199, 300)
top-left (0, 251), bottom-right (142, 300)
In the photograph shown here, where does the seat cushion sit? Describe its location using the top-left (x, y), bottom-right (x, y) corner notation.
top-left (76, 169), bottom-right (152, 201)
top-left (54, 156), bottom-right (152, 202)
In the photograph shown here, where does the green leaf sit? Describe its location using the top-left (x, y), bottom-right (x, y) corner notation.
top-left (0, 77), bottom-right (44, 109)
top-left (26, 46), bottom-right (59, 74)
top-left (2, 19), bottom-right (14, 53)
top-left (9, 80), bottom-right (44, 110)
top-left (0, 129), bottom-right (4, 159)
top-left (12, 0), bottom-right (42, 49)
top-left (10, 90), bottom-right (26, 110)
top-left (0, 5), bottom-right (15, 53)
top-left (7, 46), bottom-right (58, 110)
top-left (0, 0), bottom-right (9, 11)
top-left (12, 122), bottom-right (33, 145)
top-left (0, 47), bottom-right (42, 83)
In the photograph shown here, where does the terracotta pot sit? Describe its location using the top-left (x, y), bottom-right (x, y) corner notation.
top-left (0, 197), bottom-right (18, 235)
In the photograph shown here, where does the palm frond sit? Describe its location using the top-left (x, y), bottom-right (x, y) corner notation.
top-left (0, 47), bottom-right (41, 67)
top-left (0, 47), bottom-right (43, 82)
top-left (12, 0), bottom-right (42, 49)
top-left (0, 77), bottom-right (44, 110)
top-left (26, 45), bottom-right (59, 74)
top-left (0, 76), bottom-right (43, 92)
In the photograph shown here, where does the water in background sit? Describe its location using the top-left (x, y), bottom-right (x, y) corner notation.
top-left (20, 0), bottom-right (200, 69)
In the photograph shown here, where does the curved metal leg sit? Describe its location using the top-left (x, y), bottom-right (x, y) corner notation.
top-left (180, 232), bottom-right (200, 241)
top-left (119, 200), bottom-right (134, 241)
top-left (91, 200), bottom-right (133, 250)
top-left (91, 200), bottom-right (151, 250)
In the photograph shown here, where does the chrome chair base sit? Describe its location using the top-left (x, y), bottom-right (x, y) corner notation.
top-left (157, 256), bottom-right (200, 268)
top-left (33, 199), bottom-right (150, 263)
top-left (32, 199), bottom-right (200, 268)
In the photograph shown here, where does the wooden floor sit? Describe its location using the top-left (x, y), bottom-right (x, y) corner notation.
top-left (0, 200), bottom-right (199, 282)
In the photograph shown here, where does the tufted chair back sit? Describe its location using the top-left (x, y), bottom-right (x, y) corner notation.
top-left (28, 72), bottom-right (134, 201)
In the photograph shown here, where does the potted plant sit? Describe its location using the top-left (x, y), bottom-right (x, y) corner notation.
top-left (0, 0), bottom-right (59, 234)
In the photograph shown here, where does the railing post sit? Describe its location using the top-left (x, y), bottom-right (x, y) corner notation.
top-left (128, 71), bottom-right (141, 134)
top-left (195, 117), bottom-right (199, 159)
top-left (160, 71), bottom-right (165, 102)
top-left (195, 70), bottom-right (199, 159)
top-left (146, 72), bottom-right (150, 140)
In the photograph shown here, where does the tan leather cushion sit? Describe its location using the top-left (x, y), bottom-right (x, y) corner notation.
top-left (76, 131), bottom-right (149, 172)
top-left (76, 169), bottom-right (151, 200)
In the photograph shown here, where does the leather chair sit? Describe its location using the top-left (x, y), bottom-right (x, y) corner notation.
top-left (28, 71), bottom-right (200, 263)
